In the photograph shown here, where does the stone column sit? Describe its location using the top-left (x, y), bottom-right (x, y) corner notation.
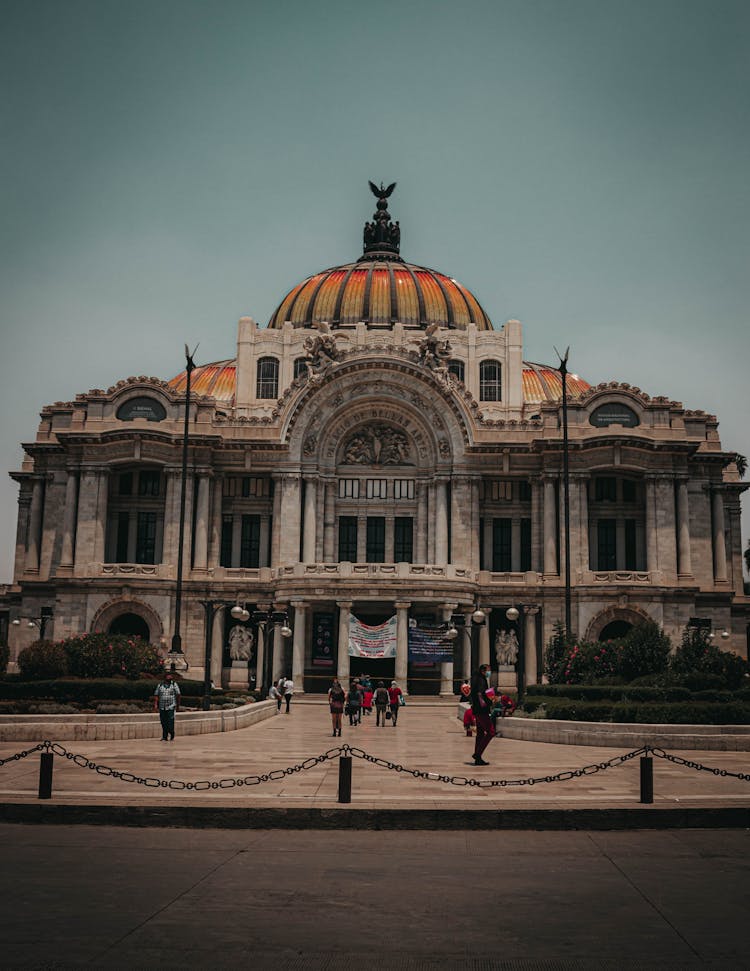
top-left (291, 602), bottom-right (307, 693)
top-left (478, 607), bottom-right (491, 668)
top-left (470, 478), bottom-right (481, 571)
top-left (161, 470), bottom-right (179, 568)
top-left (193, 474), bottom-right (211, 571)
top-left (655, 476), bottom-right (677, 583)
top-left (524, 605), bottom-right (539, 686)
top-left (676, 479), bottom-right (692, 576)
top-left (25, 477), bottom-right (44, 573)
top-left (462, 614), bottom-right (472, 681)
top-left (712, 488), bottom-right (728, 582)
top-left (302, 477), bottom-right (317, 563)
top-left (416, 482), bottom-right (428, 563)
top-left (450, 477), bottom-right (471, 569)
top-left (323, 480), bottom-right (336, 562)
top-left (278, 474), bottom-right (302, 565)
top-left (270, 474), bottom-right (282, 567)
top-left (254, 623), bottom-right (265, 694)
top-left (439, 603), bottom-right (456, 696)
top-left (211, 606), bottom-right (224, 687)
top-left (92, 469), bottom-right (109, 564)
top-left (272, 620), bottom-right (285, 682)
top-left (531, 478), bottom-right (543, 572)
top-left (435, 479), bottom-right (449, 565)
top-left (395, 601), bottom-right (410, 688)
top-left (645, 476), bottom-right (658, 573)
top-left (570, 475), bottom-right (589, 576)
top-left (59, 470), bottom-right (79, 570)
top-left (208, 474), bottom-right (223, 568)
top-left (543, 477), bottom-right (557, 575)
top-left (337, 601), bottom-right (352, 683)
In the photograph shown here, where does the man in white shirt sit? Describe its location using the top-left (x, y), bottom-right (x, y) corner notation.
top-left (281, 676), bottom-right (294, 713)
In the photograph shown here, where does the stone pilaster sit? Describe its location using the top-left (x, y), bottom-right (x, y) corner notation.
top-left (543, 477), bottom-right (557, 575)
top-left (416, 482), bottom-right (428, 563)
top-left (645, 476), bottom-right (658, 574)
top-left (25, 477), bottom-right (44, 573)
top-left (435, 478), bottom-right (449, 564)
top-left (450, 477), bottom-right (471, 569)
top-left (208, 474), bottom-right (223, 568)
top-left (270, 473), bottom-right (282, 567)
top-left (323, 480), bottom-right (336, 562)
top-left (676, 478), bottom-right (692, 577)
top-left (337, 601), bottom-right (352, 683)
top-left (291, 602), bottom-right (308, 692)
top-left (59, 470), bottom-right (79, 570)
top-left (278, 473), bottom-right (302, 565)
top-left (655, 476), bottom-right (677, 583)
top-left (395, 601), bottom-right (410, 688)
top-left (272, 621), bottom-right (285, 683)
top-left (193, 474), bottom-right (211, 571)
top-left (712, 488), bottom-right (728, 582)
top-left (302, 477), bottom-right (316, 563)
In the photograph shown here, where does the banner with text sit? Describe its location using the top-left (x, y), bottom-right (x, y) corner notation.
top-left (348, 613), bottom-right (397, 658)
top-left (408, 623), bottom-right (455, 663)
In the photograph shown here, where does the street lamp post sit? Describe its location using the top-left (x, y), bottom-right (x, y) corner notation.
top-left (12, 605), bottom-right (54, 640)
top-left (555, 345), bottom-right (573, 639)
top-left (169, 344), bottom-right (198, 671)
top-left (505, 605), bottom-right (525, 706)
top-left (447, 605), bottom-right (486, 688)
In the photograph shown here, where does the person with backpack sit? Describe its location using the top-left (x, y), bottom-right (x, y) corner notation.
top-left (387, 680), bottom-right (403, 726)
top-left (373, 681), bottom-right (390, 726)
top-left (347, 680), bottom-right (362, 726)
top-left (328, 678), bottom-right (345, 737)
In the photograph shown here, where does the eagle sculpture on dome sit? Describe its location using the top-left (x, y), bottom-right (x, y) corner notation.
top-left (369, 180), bottom-right (396, 199)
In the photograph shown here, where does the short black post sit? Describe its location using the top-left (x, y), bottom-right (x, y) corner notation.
top-left (338, 754), bottom-right (352, 804)
top-left (38, 751), bottom-right (53, 799)
top-left (640, 755), bottom-right (653, 804)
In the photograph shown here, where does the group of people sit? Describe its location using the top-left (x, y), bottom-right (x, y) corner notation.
top-left (269, 676), bottom-right (294, 713)
top-left (327, 677), bottom-right (404, 736)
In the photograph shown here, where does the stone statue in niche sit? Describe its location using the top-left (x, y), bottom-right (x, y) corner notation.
top-left (228, 625), bottom-right (254, 662)
top-left (341, 423), bottom-right (412, 465)
top-left (303, 321), bottom-right (340, 382)
top-left (495, 628), bottom-right (519, 668)
top-left (418, 322), bottom-right (451, 382)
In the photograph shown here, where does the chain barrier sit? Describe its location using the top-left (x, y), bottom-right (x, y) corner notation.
top-left (0, 743), bottom-right (45, 768)
top-left (645, 745), bottom-right (750, 782)
top-left (0, 740), bottom-right (747, 794)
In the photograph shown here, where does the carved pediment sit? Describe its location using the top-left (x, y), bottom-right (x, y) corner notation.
top-left (340, 422), bottom-right (412, 466)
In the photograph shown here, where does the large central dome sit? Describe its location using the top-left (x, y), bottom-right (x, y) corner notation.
top-left (268, 182), bottom-right (493, 331)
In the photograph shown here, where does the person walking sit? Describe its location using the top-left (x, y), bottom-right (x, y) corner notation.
top-left (373, 681), bottom-right (389, 726)
top-left (274, 677), bottom-right (286, 712)
top-left (470, 663), bottom-right (494, 766)
top-left (153, 671), bottom-right (180, 741)
top-left (387, 680), bottom-right (403, 726)
top-left (347, 680), bottom-right (362, 726)
top-left (328, 678), bottom-right (345, 736)
top-left (281, 676), bottom-right (294, 713)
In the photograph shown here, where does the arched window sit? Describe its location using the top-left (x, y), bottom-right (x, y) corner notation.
top-left (479, 360), bottom-right (502, 401)
top-left (293, 357), bottom-right (308, 380)
top-left (448, 359), bottom-right (465, 383)
top-left (256, 357), bottom-right (279, 399)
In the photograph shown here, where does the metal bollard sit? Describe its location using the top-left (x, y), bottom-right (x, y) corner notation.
top-left (338, 754), bottom-right (352, 804)
top-left (639, 755), bottom-right (653, 804)
top-left (38, 751), bottom-right (54, 799)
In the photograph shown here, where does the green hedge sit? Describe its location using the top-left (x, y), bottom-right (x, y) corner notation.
top-left (0, 678), bottom-right (213, 703)
top-left (525, 684), bottom-right (693, 702)
top-left (523, 698), bottom-right (750, 724)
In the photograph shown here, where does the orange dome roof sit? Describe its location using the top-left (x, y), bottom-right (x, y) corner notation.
top-left (168, 360), bottom-right (591, 406)
top-left (268, 259), bottom-right (493, 331)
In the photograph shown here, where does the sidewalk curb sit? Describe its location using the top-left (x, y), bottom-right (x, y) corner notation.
top-left (1, 802), bottom-right (747, 830)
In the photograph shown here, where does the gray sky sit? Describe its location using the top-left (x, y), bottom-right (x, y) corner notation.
top-left (1, 0), bottom-right (748, 582)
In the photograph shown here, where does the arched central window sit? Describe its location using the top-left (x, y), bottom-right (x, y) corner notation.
top-left (479, 360), bottom-right (502, 401)
top-left (256, 357), bottom-right (279, 399)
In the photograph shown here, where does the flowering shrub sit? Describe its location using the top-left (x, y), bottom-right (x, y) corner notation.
top-left (546, 621), bottom-right (671, 685)
top-left (615, 621), bottom-right (671, 682)
top-left (670, 628), bottom-right (748, 689)
top-left (64, 633), bottom-right (163, 680)
top-left (17, 640), bottom-right (70, 681)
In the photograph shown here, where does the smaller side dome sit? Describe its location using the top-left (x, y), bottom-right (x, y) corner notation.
top-left (522, 362), bottom-right (591, 404)
top-left (168, 360), bottom-right (235, 404)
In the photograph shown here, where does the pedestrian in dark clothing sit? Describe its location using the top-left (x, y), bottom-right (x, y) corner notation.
top-left (347, 682), bottom-right (362, 726)
top-left (373, 681), bottom-right (390, 726)
top-left (153, 672), bottom-right (180, 741)
top-left (470, 664), bottom-right (494, 766)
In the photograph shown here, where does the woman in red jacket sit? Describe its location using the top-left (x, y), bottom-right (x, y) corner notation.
top-left (387, 680), bottom-right (403, 726)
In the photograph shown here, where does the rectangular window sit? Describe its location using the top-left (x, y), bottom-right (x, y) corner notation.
top-left (595, 477), bottom-right (617, 502)
top-left (518, 480), bottom-right (532, 502)
top-left (481, 480), bottom-right (512, 501)
top-left (622, 479), bottom-right (637, 503)
top-left (136, 511), bottom-right (157, 564)
top-left (366, 516), bottom-right (386, 562)
top-left (624, 519), bottom-right (637, 570)
top-left (118, 472), bottom-right (133, 497)
top-left (597, 519), bottom-right (617, 570)
top-left (394, 517), bottom-right (413, 562)
top-left (448, 360), bottom-right (465, 383)
top-left (220, 515), bottom-right (233, 568)
top-left (492, 518), bottom-right (512, 572)
top-left (338, 516), bottom-right (358, 561)
top-left (393, 479), bottom-right (415, 500)
top-left (520, 518), bottom-right (532, 571)
top-left (115, 511), bottom-right (129, 562)
top-left (366, 479), bottom-right (388, 499)
top-left (338, 478), bottom-right (360, 499)
top-left (240, 515), bottom-right (261, 568)
top-left (138, 470), bottom-right (161, 497)
top-left (479, 360), bottom-right (502, 401)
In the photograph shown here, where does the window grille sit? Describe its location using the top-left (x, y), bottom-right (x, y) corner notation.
top-left (479, 360), bottom-right (502, 401)
top-left (256, 357), bottom-right (279, 399)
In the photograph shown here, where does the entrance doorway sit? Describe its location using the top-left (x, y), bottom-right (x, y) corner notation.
top-left (598, 620), bottom-right (633, 641)
top-left (108, 613), bottom-right (151, 641)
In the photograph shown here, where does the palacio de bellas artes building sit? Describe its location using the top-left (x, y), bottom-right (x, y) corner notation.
top-left (2, 182), bottom-right (748, 695)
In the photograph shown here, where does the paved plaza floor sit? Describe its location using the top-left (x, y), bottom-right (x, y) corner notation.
top-left (0, 699), bottom-right (748, 818)
top-left (1, 823), bottom-right (748, 969)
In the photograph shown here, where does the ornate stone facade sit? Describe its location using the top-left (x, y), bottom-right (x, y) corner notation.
top-left (2, 190), bottom-right (747, 693)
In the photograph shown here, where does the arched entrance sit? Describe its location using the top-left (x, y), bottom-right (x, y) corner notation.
top-left (598, 620), bottom-right (633, 641)
top-left (108, 612), bottom-right (151, 641)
